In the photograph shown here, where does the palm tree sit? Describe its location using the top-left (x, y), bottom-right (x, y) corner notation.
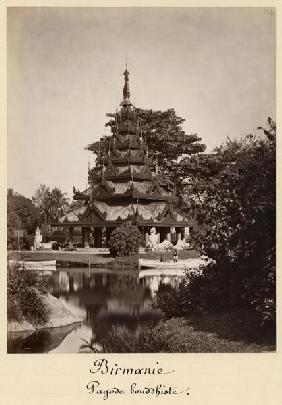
top-left (50, 187), bottom-right (69, 221)
top-left (32, 185), bottom-right (69, 225)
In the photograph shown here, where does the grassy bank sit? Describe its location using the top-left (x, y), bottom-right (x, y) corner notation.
top-left (8, 248), bottom-right (200, 268)
top-left (8, 250), bottom-right (113, 266)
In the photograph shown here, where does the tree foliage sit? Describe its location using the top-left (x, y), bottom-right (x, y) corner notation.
top-left (32, 185), bottom-right (69, 225)
top-left (7, 189), bottom-right (40, 249)
top-left (191, 117), bottom-right (275, 264)
top-left (156, 118), bottom-right (276, 324)
top-left (109, 221), bottom-right (142, 257)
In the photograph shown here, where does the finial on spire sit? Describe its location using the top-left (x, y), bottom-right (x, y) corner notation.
top-left (123, 67), bottom-right (130, 100)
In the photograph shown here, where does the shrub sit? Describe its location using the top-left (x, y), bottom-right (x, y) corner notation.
top-left (99, 318), bottom-right (269, 353)
top-left (101, 325), bottom-right (138, 352)
top-left (183, 120), bottom-right (276, 327)
top-left (242, 249), bottom-right (276, 325)
top-left (7, 263), bottom-right (50, 325)
top-left (152, 282), bottom-right (187, 318)
top-left (109, 221), bottom-right (142, 257)
top-left (153, 263), bottom-right (234, 318)
top-left (154, 256), bottom-right (276, 327)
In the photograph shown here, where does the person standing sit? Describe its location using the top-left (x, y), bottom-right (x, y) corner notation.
top-left (173, 248), bottom-right (178, 263)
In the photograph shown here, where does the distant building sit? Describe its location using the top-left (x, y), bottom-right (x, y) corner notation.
top-left (52, 69), bottom-right (194, 247)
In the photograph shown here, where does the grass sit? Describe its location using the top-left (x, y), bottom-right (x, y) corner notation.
top-left (8, 250), bottom-right (113, 266)
top-left (8, 248), bottom-right (200, 267)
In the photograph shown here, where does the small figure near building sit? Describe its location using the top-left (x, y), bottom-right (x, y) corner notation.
top-left (33, 227), bottom-right (42, 250)
top-left (173, 248), bottom-right (178, 263)
top-left (148, 227), bottom-right (159, 251)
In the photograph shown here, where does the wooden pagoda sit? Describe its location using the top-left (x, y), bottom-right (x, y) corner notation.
top-left (52, 69), bottom-right (194, 247)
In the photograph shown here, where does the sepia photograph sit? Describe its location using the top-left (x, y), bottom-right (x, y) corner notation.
top-left (7, 6), bottom-right (276, 354)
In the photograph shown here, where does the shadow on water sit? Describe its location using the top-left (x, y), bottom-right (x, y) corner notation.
top-left (7, 267), bottom-right (180, 353)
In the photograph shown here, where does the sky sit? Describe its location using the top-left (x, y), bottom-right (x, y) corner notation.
top-left (7, 7), bottom-right (276, 199)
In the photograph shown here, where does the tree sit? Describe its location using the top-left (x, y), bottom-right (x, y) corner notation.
top-left (86, 108), bottom-right (206, 184)
top-left (170, 118), bottom-right (276, 323)
top-left (32, 184), bottom-right (51, 225)
top-left (49, 187), bottom-right (69, 221)
top-left (190, 118), bottom-right (275, 264)
top-left (7, 189), bottom-right (40, 248)
top-left (32, 185), bottom-right (69, 225)
top-left (109, 221), bottom-right (142, 257)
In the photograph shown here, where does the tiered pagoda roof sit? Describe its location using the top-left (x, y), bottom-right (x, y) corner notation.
top-left (58, 68), bottom-right (193, 228)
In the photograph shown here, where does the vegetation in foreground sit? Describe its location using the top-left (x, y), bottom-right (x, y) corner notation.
top-left (7, 263), bottom-right (50, 326)
top-left (82, 317), bottom-right (274, 353)
top-left (151, 119), bottom-right (276, 328)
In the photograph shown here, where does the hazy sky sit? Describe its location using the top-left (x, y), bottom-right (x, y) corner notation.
top-left (8, 7), bottom-right (276, 199)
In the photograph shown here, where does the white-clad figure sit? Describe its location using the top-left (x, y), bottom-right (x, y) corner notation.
top-left (34, 227), bottom-right (42, 250)
top-left (147, 227), bottom-right (158, 251)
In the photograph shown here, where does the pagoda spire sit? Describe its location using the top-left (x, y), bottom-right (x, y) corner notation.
top-left (123, 67), bottom-right (131, 101)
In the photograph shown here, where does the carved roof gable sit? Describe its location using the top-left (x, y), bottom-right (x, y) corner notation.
top-left (80, 204), bottom-right (107, 223)
top-left (158, 204), bottom-right (177, 222)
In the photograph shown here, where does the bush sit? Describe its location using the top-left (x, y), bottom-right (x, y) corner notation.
top-left (154, 256), bottom-right (276, 327)
top-left (109, 221), bottom-right (142, 257)
top-left (153, 263), bottom-right (235, 318)
top-left (183, 120), bottom-right (276, 327)
top-left (242, 249), bottom-right (276, 325)
top-left (7, 263), bottom-right (50, 325)
top-left (101, 325), bottom-right (137, 352)
top-left (152, 282), bottom-right (187, 318)
top-left (99, 318), bottom-right (269, 353)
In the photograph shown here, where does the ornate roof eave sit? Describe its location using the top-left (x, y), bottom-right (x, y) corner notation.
top-left (107, 155), bottom-right (146, 164)
top-left (94, 194), bottom-right (171, 202)
top-left (110, 137), bottom-right (141, 150)
top-left (92, 183), bottom-right (171, 200)
top-left (51, 219), bottom-right (194, 228)
top-left (91, 172), bottom-right (152, 182)
top-left (104, 164), bottom-right (119, 177)
top-left (93, 181), bottom-right (115, 198)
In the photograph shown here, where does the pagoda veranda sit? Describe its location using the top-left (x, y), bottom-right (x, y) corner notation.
top-left (53, 69), bottom-right (203, 249)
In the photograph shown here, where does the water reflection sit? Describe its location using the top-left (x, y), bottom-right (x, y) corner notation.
top-left (8, 268), bottom-right (184, 353)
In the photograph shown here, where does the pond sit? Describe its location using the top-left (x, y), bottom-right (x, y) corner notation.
top-left (7, 267), bottom-right (184, 353)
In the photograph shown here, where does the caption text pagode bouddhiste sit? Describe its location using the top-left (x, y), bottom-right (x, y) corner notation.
top-left (86, 358), bottom-right (190, 400)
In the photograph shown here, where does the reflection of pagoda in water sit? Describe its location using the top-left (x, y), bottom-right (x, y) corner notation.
top-left (51, 269), bottom-right (160, 339)
top-left (53, 68), bottom-right (193, 247)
